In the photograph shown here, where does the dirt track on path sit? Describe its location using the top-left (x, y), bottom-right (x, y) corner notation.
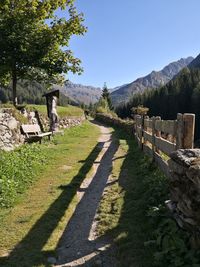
top-left (55, 121), bottom-right (118, 267)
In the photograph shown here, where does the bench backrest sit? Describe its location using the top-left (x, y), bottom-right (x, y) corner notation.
top-left (21, 124), bottom-right (41, 135)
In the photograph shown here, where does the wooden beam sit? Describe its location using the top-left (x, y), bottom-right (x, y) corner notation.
top-left (144, 131), bottom-right (153, 143)
top-left (154, 152), bottom-right (171, 178)
top-left (155, 120), bottom-right (177, 136)
top-left (144, 118), bottom-right (153, 129)
top-left (143, 144), bottom-right (153, 158)
top-left (155, 136), bottom-right (176, 156)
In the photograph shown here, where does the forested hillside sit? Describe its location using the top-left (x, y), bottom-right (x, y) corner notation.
top-left (111, 57), bottom-right (193, 106)
top-left (0, 81), bottom-right (77, 106)
top-left (116, 55), bottom-right (200, 140)
top-left (57, 81), bottom-right (102, 105)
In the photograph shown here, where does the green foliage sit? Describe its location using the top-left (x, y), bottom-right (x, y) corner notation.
top-left (0, 144), bottom-right (46, 208)
top-left (0, 80), bottom-right (76, 106)
top-left (0, 121), bottom-right (100, 267)
top-left (116, 67), bottom-right (200, 140)
top-left (0, 0), bottom-right (87, 104)
top-left (94, 124), bottom-right (200, 266)
top-left (95, 84), bottom-right (114, 115)
top-left (149, 218), bottom-right (200, 267)
top-left (131, 105), bottom-right (149, 115)
top-left (102, 82), bottom-right (113, 110)
top-left (95, 97), bottom-right (108, 113)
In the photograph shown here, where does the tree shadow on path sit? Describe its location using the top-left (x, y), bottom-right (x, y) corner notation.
top-left (0, 140), bottom-right (105, 267)
top-left (55, 131), bottom-right (119, 266)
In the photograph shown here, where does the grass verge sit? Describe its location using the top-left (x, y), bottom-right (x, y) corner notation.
top-left (96, 126), bottom-right (200, 267)
top-left (0, 121), bottom-right (100, 267)
top-left (27, 104), bottom-right (84, 118)
top-left (96, 127), bottom-right (169, 267)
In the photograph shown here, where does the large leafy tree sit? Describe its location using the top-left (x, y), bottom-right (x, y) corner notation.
top-left (0, 0), bottom-right (86, 106)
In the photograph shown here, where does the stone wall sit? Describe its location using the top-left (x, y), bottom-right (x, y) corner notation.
top-left (29, 111), bottom-right (85, 131)
top-left (168, 149), bottom-right (200, 247)
top-left (0, 108), bottom-right (85, 151)
top-left (0, 109), bottom-right (24, 151)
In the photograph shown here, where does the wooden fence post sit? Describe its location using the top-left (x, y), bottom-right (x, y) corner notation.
top-left (143, 116), bottom-right (149, 147)
top-left (152, 116), bottom-right (161, 160)
top-left (183, 113), bottom-right (195, 149)
top-left (155, 116), bottom-right (161, 154)
top-left (133, 115), bottom-right (137, 134)
top-left (152, 116), bottom-right (156, 160)
top-left (141, 115), bottom-right (144, 150)
top-left (176, 113), bottom-right (183, 149)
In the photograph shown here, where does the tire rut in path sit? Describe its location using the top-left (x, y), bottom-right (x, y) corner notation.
top-left (55, 122), bottom-right (118, 267)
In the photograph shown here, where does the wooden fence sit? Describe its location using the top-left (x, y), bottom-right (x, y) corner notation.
top-left (134, 113), bottom-right (195, 177)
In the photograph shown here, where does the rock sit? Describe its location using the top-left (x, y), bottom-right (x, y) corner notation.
top-left (95, 259), bottom-right (102, 266)
top-left (168, 148), bottom-right (200, 247)
top-left (0, 109), bottom-right (23, 151)
top-left (170, 149), bottom-right (200, 167)
top-left (187, 164), bottom-right (200, 187)
top-left (168, 159), bottom-right (188, 175)
top-left (7, 118), bottom-right (18, 130)
top-left (47, 257), bottom-right (57, 265)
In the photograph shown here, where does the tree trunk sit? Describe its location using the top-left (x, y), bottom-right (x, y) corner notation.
top-left (12, 68), bottom-right (18, 106)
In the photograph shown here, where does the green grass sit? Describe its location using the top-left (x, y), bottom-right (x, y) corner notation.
top-left (27, 104), bottom-right (84, 118)
top-left (0, 121), bottom-right (100, 267)
top-left (0, 120), bottom-right (194, 267)
top-left (0, 145), bottom-right (47, 208)
top-left (96, 127), bottom-right (169, 267)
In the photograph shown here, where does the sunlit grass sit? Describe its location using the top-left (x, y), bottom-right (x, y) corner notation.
top-left (96, 128), bottom-right (168, 267)
top-left (27, 104), bottom-right (84, 118)
top-left (0, 121), bottom-right (100, 267)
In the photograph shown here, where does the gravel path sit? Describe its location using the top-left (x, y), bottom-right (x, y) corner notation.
top-left (55, 122), bottom-right (118, 267)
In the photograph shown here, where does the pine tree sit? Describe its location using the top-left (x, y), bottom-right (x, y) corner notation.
top-left (102, 82), bottom-right (113, 110)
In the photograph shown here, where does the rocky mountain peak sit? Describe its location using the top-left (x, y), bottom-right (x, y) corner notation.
top-left (110, 56), bottom-right (194, 106)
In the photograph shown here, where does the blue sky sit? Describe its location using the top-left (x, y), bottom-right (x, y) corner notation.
top-left (58, 0), bottom-right (200, 88)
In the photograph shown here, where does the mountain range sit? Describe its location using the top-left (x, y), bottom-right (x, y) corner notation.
top-left (53, 81), bottom-right (102, 106)
top-left (57, 56), bottom-right (194, 106)
top-left (0, 56), bottom-right (195, 107)
top-left (110, 56), bottom-right (194, 106)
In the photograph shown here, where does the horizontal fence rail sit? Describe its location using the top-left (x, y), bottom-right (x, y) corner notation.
top-left (134, 113), bottom-right (195, 178)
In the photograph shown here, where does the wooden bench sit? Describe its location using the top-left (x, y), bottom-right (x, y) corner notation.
top-left (21, 124), bottom-right (52, 143)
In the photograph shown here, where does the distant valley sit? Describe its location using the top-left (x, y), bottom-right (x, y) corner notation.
top-left (53, 81), bottom-right (102, 105)
top-left (0, 57), bottom-right (194, 107)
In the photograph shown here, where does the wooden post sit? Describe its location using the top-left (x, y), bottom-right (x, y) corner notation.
top-left (152, 116), bottom-right (156, 160)
top-left (141, 115), bottom-right (144, 150)
top-left (155, 116), bottom-right (161, 154)
top-left (152, 116), bottom-right (161, 159)
top-left (143, 116), bottom-right (149, 147)
top-left (133, 115), bottom-right (137, 134)
top-left (183, 113), bottom-right (195, 149)
top-left (176, 113), bottom-right (183, 149)
top-left (135, 116), bottom-right (139, 146)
